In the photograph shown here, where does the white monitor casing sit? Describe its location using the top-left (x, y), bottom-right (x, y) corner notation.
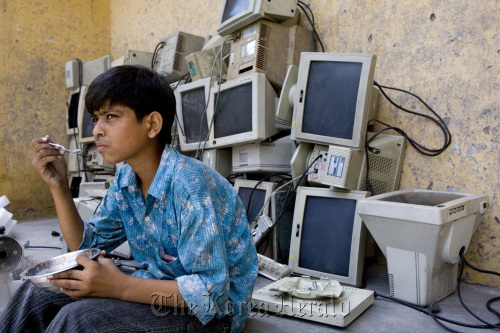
top-left (357, 189), bottom-right (489, 306)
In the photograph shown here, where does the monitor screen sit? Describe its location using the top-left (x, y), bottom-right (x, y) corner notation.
top-left (214, 82), bottom-right (252, 138)
top-left (175, 77), bottom-right (217, 152)
top-left (77, 86), bottom-right (94, 144)
top-left (238, 187), bottom-right (266, 223)
top-left (207, 73), bottom-right (279, 148)
top-left (302, 61), bottom-right (362, 140)
top-left (288, 187), bottom-right (369, 286)
top-left (291, 53), bottom-right (378, 149)
top-left (66, 88), bottom-right (81, 135)
top-left (217, 0), bottom-right (297, 36)
top-left (299, 196), bottom-right (357, 277)
top-left (233, 179), bottom-right (275, 224)
top-left (221, 0), bottom-right (250, 24)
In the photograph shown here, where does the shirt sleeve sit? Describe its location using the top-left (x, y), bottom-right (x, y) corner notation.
top-left (78, 183), bottom-right (127, 253)
top-left (174, 186), bottom-right (231, 325)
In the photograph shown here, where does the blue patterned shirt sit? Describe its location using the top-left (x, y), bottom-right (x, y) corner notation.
top-left (79, 146), bottom-right (258, 332)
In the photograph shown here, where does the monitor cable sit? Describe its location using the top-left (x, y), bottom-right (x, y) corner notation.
top-left (195, 36), bottom-right (235, 160)
top-left (170, 72), bottom-right (191, 151)
top-left (364, 81), bottom-right (453, 195)
top-left (151, 41), bottom-right (164, 71)
top-left (297, 1), bottom-right (325, 52)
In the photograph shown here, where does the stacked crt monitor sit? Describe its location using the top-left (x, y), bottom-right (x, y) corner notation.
top-left (207, 73), bottom-right (278, 149)
top-left (234, 179), bottom-right (275, 224)
top-left (217, 0), bottom-right (298, 36)
top-left (288, 187), bottom-right (369, 287)
top-left (175, 77), bottom-right (217, 152)
top-left (291, 53), bottom-right (378, 150)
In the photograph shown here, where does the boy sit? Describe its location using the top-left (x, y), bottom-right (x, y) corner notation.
top-left (1, 65), bottom-right (258, 332)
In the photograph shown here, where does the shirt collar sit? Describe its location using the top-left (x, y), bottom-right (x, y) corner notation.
top-left (118, 145), bottom-right (178, 199)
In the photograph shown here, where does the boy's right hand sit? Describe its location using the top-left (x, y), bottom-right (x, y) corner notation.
top-left (31, 135), bottom-right (68, 188)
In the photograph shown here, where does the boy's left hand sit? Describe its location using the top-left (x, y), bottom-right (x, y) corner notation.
top-left (47, 252), bottom-right (128, 299)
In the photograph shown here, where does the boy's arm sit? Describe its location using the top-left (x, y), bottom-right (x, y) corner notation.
top-left (48, 254), bottom-right (187, 308)
top-left (31, 135), bottom-right (84, 251)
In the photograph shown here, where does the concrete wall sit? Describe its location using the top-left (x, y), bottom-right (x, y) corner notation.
top-left (109, 0), bottom-right (499, 286)
top-left (0, 0), bottom-right (110, 218)
top-left (1, 0), bottom-right (498, 286)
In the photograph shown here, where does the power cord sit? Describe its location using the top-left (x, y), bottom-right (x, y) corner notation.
top-left (297, 1), bottom-right (325, 52)
top-left (363, 81), bottom-right (453, 195)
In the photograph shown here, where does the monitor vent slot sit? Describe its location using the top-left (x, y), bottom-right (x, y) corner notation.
top-left (430, 264), bottom-right (458, 303)
top-left (389, 273), bottom-right (395, 297)
top-left (359, 153), bottom-right (398, 195)
top-left (370, 154), bottom-right (396, 174)
top-left (258, 22), bottom-right (270, 48)
top-left (173, 35), bottom-right (186, 71)
top-left (256, 46), bottom-right (268, 71)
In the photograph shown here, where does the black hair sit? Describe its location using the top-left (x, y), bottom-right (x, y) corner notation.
top-left (85, 65), bottom-right (176, 146)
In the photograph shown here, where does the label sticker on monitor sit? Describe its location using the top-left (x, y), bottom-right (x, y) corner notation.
top-left (239, 148), bottom-right (248, 165)
top-left (327, 156), bottom-right (345, 178)
top-left (187, 61), bottom-right (197, 76)
top-left (241, 40), bottom-right (256, 58)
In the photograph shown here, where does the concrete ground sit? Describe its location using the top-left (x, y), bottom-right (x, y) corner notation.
top-left (2, 218), bottom-right (499, 332)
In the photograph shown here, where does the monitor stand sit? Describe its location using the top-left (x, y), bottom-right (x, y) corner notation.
top-left (252, 278), bottom-right (374, 327)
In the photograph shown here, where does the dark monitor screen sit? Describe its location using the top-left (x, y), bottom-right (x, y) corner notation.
top-left (81, 106), bottom-right (94, 140)
top-left (302, 61), bottom-right (362, 140)
top-left (214, 82), bottom-right (252, 138)
top-left (221, 0), bottom-right (250, 23)
top-left (180, 87), bottom-right (209, 144)
top-left (238, 187), bottom-right (266, 224)
top-left (67, 91), bottom-right (80, 130)
top-left (298, 196), bottom-right (357, 277)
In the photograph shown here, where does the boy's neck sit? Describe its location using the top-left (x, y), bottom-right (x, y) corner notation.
top-left (128, 142), bottom-right (164, 198)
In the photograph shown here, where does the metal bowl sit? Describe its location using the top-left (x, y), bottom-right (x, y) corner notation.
top-left (20, 248), bottom-right (100, 293)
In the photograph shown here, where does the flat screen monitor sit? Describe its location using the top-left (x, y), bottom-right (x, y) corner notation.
top-left (77, 85), bottom-right (94, 144)
top-left (175, 77), bottom-right (218, 152)
top-left (288, 187), bottom-right (369, 287)
top-left (291, 53), bottom-right (378, 149)
top-left (217, 0), bottom-right (298, 36)
top-left (233, 179), bottom-right (275, 224)
top-left (207, 73), bottom-right (279, 149)
top-left (66, 87), bottom-right (81, 135)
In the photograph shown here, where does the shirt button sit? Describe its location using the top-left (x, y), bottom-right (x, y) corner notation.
top-left (144, 216), bottom-right (151, 222)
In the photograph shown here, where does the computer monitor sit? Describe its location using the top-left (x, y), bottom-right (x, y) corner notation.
top-left (357, 189), bottom-right (489, 306)
top-left (77, 85), bottom-right (94, 144)
top-left (200, 148), bottom-right (232, 178)
top-left (82, 55), bottom-right (111, 86)
top-left (227, 19), bottom-right (313, 90)
top-left (285, 53), bottom-right (379, 149)
top-left (232, 136), bottom-right (295, 174)
top-left (233, 179), bottom-right (275, 224)
top-left (175, 77), bottom-right (218, 151)
top-left (111, 50), bottom-right (153, 68)
top-left (288, 187), bottom-right (369, 287)
top-left (207, 73), bottom-right (279, 149)
top-left (154, 31), bottom-right (206, 83)
top-left (66, 87), bottom-right (81, 135)
top-left (217, 0), bottom-right (298, 36)
top-left (301, 133), bottom-right (407, 193)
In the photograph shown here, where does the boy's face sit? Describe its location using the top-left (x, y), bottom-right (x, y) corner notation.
top-left (91, 103), bottom-right (152, 165)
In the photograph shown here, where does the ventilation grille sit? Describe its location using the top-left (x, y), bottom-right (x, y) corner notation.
top-left (255, 23), bottom-right (269, 71)
top-left (359, 153), bottom-right (398, 194)
top-left (430, 264), bottom-right (458, 302)
top-left (389, 273), bottom-right (395, 297)
top-left (173, 34), bottom-right (186, 71)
